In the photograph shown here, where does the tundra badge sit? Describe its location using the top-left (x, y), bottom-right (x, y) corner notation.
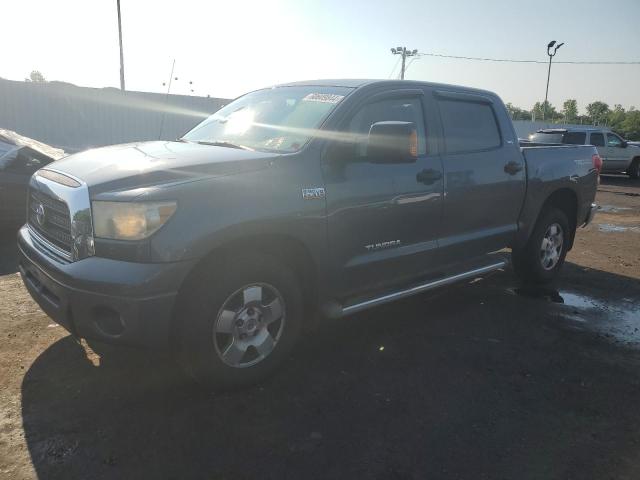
top-left (365, 240), bottom-right (401, 251)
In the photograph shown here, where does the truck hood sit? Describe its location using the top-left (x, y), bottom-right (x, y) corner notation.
top-left (46, 141), bottom-right (278, 194)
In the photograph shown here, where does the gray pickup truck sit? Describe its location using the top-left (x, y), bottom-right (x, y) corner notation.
top-left (18, 80), bottom-right (599, 389)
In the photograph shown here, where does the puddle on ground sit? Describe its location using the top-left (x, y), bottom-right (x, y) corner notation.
top-left (511, 286), bottom-right (640, 345)
top-left (513, 286), bottom-right (597, 308)
top-left (598, 223), bottom-right (640, 233)
top-left (597, 204), bottom-right (631, 213)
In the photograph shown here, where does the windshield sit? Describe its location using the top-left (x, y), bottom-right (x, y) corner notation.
top-left (182, 86), bottom-right (353, 153)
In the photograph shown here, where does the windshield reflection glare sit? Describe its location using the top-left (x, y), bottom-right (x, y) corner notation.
top-left (182, 86), bottom-right (353, 153)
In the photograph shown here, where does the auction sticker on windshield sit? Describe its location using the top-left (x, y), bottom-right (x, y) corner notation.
top-left (302, 93), bottom-right (345, 104)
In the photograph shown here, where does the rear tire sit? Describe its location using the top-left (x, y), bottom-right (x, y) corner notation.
top-left (512, 207), bottom-right (571, 284)
top-left (176, 253), bottom-right (303, 391)
top-left (628, 158), bottom-right (640, 179)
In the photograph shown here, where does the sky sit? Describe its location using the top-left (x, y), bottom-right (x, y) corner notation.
top-left (2, 0), bottom-right (639, 113)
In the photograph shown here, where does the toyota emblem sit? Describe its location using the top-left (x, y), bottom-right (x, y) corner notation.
top-left (36, 203), bottom-right (46, 227)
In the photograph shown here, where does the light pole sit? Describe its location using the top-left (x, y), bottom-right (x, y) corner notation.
top-left (391, 47), bottom-right (419, 80)
top-left (116, 0), bottom-right (125, 90)
top-left (543, 40), bottom-right (564, 121)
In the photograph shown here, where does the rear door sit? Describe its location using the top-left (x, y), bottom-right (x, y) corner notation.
top-left (323, 90), bottom-right (443, 296)
top-left (588, 132), bottom-right (608, 170)
top-left (435, 91), bottom-right (526, 262)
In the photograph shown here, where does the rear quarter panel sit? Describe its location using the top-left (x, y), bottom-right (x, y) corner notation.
top-left (516, 145), bottom-right (598, 249)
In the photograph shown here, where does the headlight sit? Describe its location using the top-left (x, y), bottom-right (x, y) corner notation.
top-left (92, 201), bottom-right (177, 240)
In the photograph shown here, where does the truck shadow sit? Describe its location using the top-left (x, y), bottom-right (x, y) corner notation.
top-left (599, 174), bottom-right (640, 191)
top-left (20, 264), bottom-right (640, 479)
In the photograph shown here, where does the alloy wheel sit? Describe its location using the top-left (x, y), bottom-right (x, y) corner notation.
top-left (539, 223), bottom-right (564, 271)
top-left (213, 283), bottom-right (286, 368)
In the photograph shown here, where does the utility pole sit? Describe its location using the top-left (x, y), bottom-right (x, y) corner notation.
top-left (542, 40), bottom-right (564, 121)
top-left (158, 59), bottom-right (176, 140)
top-left (117, 0), bottom-right (125, 91)
top-left (390, 47), bottom-right (419, 80)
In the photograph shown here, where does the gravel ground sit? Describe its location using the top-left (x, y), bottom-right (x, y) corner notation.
top-left (0, 175), bottom-right (639, 480)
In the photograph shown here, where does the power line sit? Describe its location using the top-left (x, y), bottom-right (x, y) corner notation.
top-left (416, 51), bottom-right (640, 65)
top-left (388, 56), bottom-right (401, 79)
top-left (404, 57), bottom-right (420, 75)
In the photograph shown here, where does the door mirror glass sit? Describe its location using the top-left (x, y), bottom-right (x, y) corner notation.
top-left (367, 121), bottom-right (417, 163)
top-left (343, 96), bottom-right (426, 164)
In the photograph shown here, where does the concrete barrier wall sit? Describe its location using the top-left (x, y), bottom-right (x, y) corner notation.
top-left (0, 78), bottom-right (600, 152)
top-left (0, 79), bottom-right (229, 152)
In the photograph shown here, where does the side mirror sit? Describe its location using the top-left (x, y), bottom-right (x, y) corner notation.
top-left (367, 121), bottom-right (418, 163)
top-left (621, 140), bottom-right (628, 148)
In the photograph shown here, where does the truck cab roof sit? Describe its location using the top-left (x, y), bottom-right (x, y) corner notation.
top-left (276, 79), bottom-right (498, 98)
top-left (537, 127), bottom-right (611, 134)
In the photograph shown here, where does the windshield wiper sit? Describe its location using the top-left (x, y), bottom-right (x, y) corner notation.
top-left (194, 140), bottom-right (253, 151)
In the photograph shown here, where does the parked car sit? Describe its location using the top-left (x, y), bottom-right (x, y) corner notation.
top-left (528, 128), bottom-right (640, 178)
top-left (18, 80), bottom-right (599, 389)
top-left (0, 130), bottom-right (65, 229)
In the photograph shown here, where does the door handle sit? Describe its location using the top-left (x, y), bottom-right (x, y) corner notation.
top-left (504, 161), bottom-right (523, 175)
top-left (416, 168), bottom-right (442, 185)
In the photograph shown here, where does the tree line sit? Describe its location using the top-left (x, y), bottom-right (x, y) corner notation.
top-left (506, 100), bottom-right (640, 140)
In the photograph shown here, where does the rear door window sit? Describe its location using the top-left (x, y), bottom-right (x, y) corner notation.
top-left (528, 132), bottom-right (563, 143)
top-left (438, 100), bottom-right (501, 153)
top-left (528, 131), bottom-right (586, 144)
top-left (562, 132), bottom-right (586, 144)
top-left (590, 133), bottom-right (605, 147)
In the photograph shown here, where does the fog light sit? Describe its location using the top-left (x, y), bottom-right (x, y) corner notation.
top-left (92, 306), bottom-right (125, 336)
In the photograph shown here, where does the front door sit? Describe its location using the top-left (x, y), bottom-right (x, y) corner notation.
top-left (0, 148), bottom-right (47, 226)
top-left (323, 91), bottom-right (443, 298)
top-left (603, 132), bottom-right (631, 172)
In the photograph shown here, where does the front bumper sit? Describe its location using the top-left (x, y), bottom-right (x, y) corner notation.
top-left (583, 202), bottom-right (597, 227)
top-left (17, 225), bottom-right (196, 348)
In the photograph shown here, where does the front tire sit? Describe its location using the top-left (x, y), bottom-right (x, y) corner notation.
top-left (176, 253), bottom-right (303, 390)
top-left (512, 207), bottom-right (571, 284)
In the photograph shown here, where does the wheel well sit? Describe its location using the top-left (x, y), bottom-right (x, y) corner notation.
top-left (218, 235), bottom-right (318, 309)
top-left (172, 234), bottom-right (318, 339)
top-left (542, 189), bottom-right (578, 248)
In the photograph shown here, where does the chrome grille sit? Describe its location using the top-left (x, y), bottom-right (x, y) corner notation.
top-left (28, 188), bottom-right (73, 254)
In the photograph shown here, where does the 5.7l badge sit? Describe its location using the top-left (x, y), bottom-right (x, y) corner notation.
top-left (302, 187), bottom-right (326, 200)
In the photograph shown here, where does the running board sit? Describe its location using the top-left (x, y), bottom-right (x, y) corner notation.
top-left (340, 261), bottom-right (507, 316)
